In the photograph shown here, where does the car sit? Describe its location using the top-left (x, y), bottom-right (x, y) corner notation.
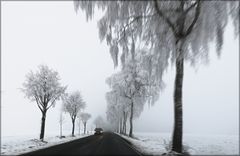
top-left (94, 128), bottom-right (103, 135)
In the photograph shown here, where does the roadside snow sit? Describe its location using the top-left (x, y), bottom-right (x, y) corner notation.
top-left (120, 132), bottom-right (239, 155)
top-left (1, 133), bottom-right (92, 156)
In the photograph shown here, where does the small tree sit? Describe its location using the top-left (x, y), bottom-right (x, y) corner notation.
top-left (21, 65), bottom-right (66, 141)
top-left (80, 113), bottom-right (91, 134)
top-left (63, 91), bottom-right (86, 136)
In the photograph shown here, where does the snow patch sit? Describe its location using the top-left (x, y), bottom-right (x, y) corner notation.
top-left (120, 132), bottom-right (239, 155)
top-left (1, 134), bottom-right (91, 155)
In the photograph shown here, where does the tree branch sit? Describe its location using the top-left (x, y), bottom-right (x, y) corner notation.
top-left (154, 0), bottom-right (177, 36)
top-left (184, 0), bottom-right (201, 36)
top-left (46, 102), bottom-right (54, 111)
top-left (46, 93), bottom-right (51, 104)
top-left (35, 96), bottom-right (43, 113)
top-left (117, 14), bottom-right (157, 43)
top-left (46, 96), bottom-right (58, 110)
top-left (184, 1), bottom-right (198, 14)
top-left (122, 14), bottom-right (158, 21)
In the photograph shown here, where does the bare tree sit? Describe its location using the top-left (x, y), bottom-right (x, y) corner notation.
top-left (80, 113), bottom-right (91, 134)
top-left (21, 65), bottom-right (66, 141)
top-left (63, 91), bottom-right (86, 136)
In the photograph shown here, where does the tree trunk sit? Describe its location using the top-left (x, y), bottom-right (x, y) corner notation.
top-left (60, 121), bottom-right (62, 137)
top-left (118, 119), bottom-right (120, 133)
top-left (124, 119), bottom-right (126, 134)
top-left (122, 117), bottom-right (124, 134)
top-left (124, 112), bottom-right (128, 134)
top-left (129, 101), bottom-right (133, 137)
top-left (172, 40), bottom-right (184, 154)
top-left (40, 110), bottom-right (47, 141)
top-left (119, 119), bottom-right (121, 133)
top-left (123, 112), bottom-right (125, 134)
top-left (120, 117), bottom-right (123, 134)
top-left (79, 119), bottom-right (81, 135)
top-left (84, 122), bottom-right (86, 134)
top-left (72, 118), bottom-right (75, 137)
top-left (122, 120), bottom-right (125, 134)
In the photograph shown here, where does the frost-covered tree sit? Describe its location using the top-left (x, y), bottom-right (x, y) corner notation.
top-left (106, 54), bottom-right (161, 137)
top-left (106, 90), bottom-right (129, 134)
top-left (106, 91), bottom-right (120, 133)
top-left (107, 71), bottom-right (145, 137)
top-left (63, 91), bottom-right (86, 136)
top-left (75, 1), bottom-right (239, 153)
top-left (22, 65), bottom-right (66, 141)
top-left (80, 113), bottom-right (91, 134)
top-left (105, 93), bottom-right (120, 132)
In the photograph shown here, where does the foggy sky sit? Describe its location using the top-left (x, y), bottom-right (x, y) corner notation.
top-left (1, 2), bottom-right (239, 137)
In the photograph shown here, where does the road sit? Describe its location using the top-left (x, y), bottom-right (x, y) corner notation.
top-left (20, 132), bottom-right (142, 155)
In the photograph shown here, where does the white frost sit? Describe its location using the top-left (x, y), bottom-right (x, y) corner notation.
top-left (120, 132), bottom-right (239, 155)
top-left (1, 134), bottom-right (91, 156)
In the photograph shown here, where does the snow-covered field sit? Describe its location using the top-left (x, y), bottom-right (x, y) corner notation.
top-left (1, 133), bottom-right (92, 156)
top-left (121, 132), bottom-right (239, 155)
top-left (2, 132), bottom-right (238, 155)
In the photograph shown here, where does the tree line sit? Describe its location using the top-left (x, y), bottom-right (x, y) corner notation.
top-left (21, 65), bottom-right (92, 140)
top-left (74, 1), bottom-right (239, 155)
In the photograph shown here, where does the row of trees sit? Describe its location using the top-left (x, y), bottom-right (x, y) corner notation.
top-left (74, 1), bottom-right (238, 154)
top-left (105, 50), bottom-right (162, 137)
top-left (22, 65), bottom-right (91, 140)
top-left (62, 91), bottom-right (91, 137)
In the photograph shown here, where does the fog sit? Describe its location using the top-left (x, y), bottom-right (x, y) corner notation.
top-left (2, 2), bottom-right (238, 137)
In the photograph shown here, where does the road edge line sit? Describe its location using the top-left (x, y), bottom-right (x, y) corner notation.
top-left (115, 133), bottom-right (144, 156)
top-left (16, 134), bottom-right (93, 156)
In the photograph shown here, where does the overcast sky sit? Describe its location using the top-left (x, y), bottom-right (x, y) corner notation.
top-left (2, 2), bottom-right (239, 137)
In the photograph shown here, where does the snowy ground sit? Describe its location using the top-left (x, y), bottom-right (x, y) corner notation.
top-left (121, 132), bottom-right (239, 155)
top-left (1, 132), bottom-right (93, 155)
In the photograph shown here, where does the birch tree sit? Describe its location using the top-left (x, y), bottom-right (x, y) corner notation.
top-left (106, 90), bottom-right (129, 134)
top-left (22, 65), bottom-right (66, 141)
top-left (106, 55), bottom-right (161, 137)
top-left (63, 91), bottom-right (86, 136)
top-left (75, 1), bottom-right (239, 154)
top-left (106, 93), bottom-right (120, 132)
top-left (80, 113), bottom-right (91, 134)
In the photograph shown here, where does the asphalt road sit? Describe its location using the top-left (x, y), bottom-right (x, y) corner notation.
top-left (20, 132), bottom-right (142, 155)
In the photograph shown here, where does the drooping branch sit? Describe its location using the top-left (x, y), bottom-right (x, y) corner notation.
top-left (154, 0), bottom-right (177, 37)
top-left (184, 1), bottom-right (198, 14)
top-left (116, 17), bottom-right (139, 43)
top-left (184, 0), bottom-right (201, 36)
top-left (117, 14), bottom-right (157, 43)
